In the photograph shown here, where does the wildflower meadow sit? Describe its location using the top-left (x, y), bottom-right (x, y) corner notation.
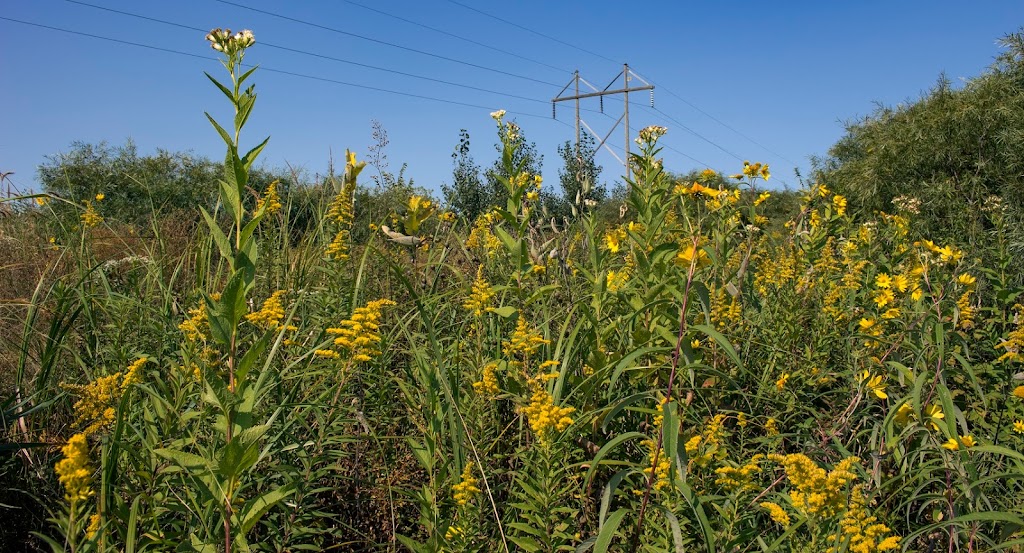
top-left (4, 27), bottom-right (1024, 553)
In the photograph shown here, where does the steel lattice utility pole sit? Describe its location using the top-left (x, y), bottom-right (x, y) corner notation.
top-left (552, 64), bottom-right (654, 181)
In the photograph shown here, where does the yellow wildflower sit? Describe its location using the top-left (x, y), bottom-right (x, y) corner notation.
top-left (503, 317), bottom-right (550, 359)
top-left (55, 433), bottom-right (94, 503)
top-left (676, 242), bottom-right (710, 268)
top-left (776, 372), bottom-right (790, 391)
top-left (860, 371), bottom-right (887, 399)
top-left (81, 201), bottom-right (103, 228)
top-left (1015, 386), bottom-right (1024, 399)
top-left (925, 404), bottom-right (945, 431)
top-left (875, 273), bottom-right (892, 289)
top-left (1012, 420), bottom-right (1024, 434)
top-left (604, 227), bottom-right (626, 253)
top-left (463, 266), bottom-right (495, 317)
top-left (606, 268), bottom-right (630, 293)
top-left (521, 383), bottom-right (574, 447)
top-left (246, 290), bottom-right (288, 329)
top-left (765, 417), bottom-right (779, 436)
top-left (324, 299), bottom-right (396, 362)
top-left (894, 403), bottom-right (914, 426)
top-left (256, 180), bottom-right (283, 215)
top-left (957, 273), bottom-right (977, 287)
top-left (452, 462), bottom-right (481, 506)
top-left (942, 435), bottom-right (975, 450)
top-left (760, 501), bottom-right (790, 528)
top-left (472, 362), bottom-right (500, 396)
top-left (754, 191), bottom-right (771, 206)
top-left (832, 194), bottom-right (847, 216)
top-left (892, 274), bottom-right (909, 293)
top-left (87, 513), bottom-right (101, 539)
top-left (715, 455), bottom-right (764, 492)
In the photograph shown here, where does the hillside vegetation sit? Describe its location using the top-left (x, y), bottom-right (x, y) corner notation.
top-left (3, 27), bottom-right (1024, 553)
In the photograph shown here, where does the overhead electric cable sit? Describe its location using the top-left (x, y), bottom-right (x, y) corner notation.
top-left (0, 16), bottom-right (556, 120)
top-left (339, 0), bottom-right (570, 74)
top-left (62, 0), bottom-right (555, 106)
top-left (632, 70), bottom-right (799, 166)
top-left (443, 0), bottom-right (797, 166)
top-left (444, 0), bottom-right (618, 65)
top-left (211, 0), bottom-right (561, 87)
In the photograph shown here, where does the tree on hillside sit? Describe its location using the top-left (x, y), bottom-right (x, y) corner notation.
top-left (812, 28), bottom-right (1024, 262)
top-left (557, 134), bottom-right (605, 216)
top-left (441, 129), bottom-right (488, 221)
top-left (38, 140), bottom-right (284, 224)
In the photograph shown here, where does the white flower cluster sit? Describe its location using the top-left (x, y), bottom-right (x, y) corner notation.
top-left (635, 125), bottom-right (668, 145)
top-left (205, 28), bottom-right (255, 54)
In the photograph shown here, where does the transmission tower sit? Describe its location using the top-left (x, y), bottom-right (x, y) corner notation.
top-left (552, 64), bottom-right (654, 181)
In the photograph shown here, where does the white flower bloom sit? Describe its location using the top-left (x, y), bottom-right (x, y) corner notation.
top-left (490, 109), bottom-right (506, 121)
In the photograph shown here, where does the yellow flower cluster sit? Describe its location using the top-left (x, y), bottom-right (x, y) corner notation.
top-left (325, 167), bottom-right (357, 260)
top-left (760, 501), bottom-right (791, 528)
top-left (81, 200), bottom-right (103, 228)
top-left (831, 485), bottom-right (901, 553)
top-left (686, 414), bottom-right (727, 467)
top-left (472, 362), bottom-right (500, 396)
top-left (465, 211), bottom-right (501, 254)
top-left (714, 454), bottom-right (764, 492)
top-left (452, 462), bottom-right (481, 506)
top-left (179, 294), bottom-right (220, 342)
top-left (521, 372), bottom-right (574, 447)
top-left (738, 160), bottom-right (770, 181)
top-left (245, 290), bottom-right (288, 329)
top-left (56, 433), bottom-right (94, 503)
top-left (324, 299), bottom-right (396, 362)
top-left (768, 454), bottom-right (859, 519)
top-left (710, 286), bottom-right (742, 330)
top-left (256, 180), bottom-right (283, 215)
top-left (996, 305), bottom-right (1024, 364)
top-left (63, 358), bottom-right (146, 434)
top-left (639, 407), bottom-right (672, 493)
top-left (503, 317), bottom-right (550, 360)
top-left (956, 290), bottom-right (976, 330)
top-left (463, 266), bottom-right (494, 317)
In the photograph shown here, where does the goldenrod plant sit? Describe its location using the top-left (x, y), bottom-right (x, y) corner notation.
top-left (7, 26), bottom-right (1024, 553)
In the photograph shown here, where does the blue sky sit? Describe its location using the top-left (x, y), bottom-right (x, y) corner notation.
top-left (2, 1), bottom-right (1021, 195)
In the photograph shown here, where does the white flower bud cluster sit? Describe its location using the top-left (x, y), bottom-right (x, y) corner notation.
top-left (205, 28), bottom-right (256, 55)
top-left (635, 125), bottom-right (668, 145)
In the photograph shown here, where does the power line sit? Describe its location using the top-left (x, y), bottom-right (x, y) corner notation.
top-left (632, 70), bottom-right (799, 166)
top-left (646, 106), bottom-right (744, 162)
top-left (0, 16), bottom-right (556, 120)
top-left (211, 0), bottom-right (561, 88)
top-left (339, 0), bottom-right (570, 74)
top-left (442, 1), bottom-right (797, 167)
top-left (62, 0), bottom-right (555, 107)
top-left (444, 0), bottom-right (618, 65)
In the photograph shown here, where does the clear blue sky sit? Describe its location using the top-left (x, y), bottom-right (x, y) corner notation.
top-left (2, 1), bottom-right (1021, 195)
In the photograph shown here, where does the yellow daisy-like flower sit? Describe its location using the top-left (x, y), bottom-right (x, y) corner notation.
top-left (942, 435), bottom-right (975, 450)
top-left (95, 193), bottom-right (105, 201)
top-left (1013, 386), bottom-right (1024, 400)
top-left (925, 404), bottom-right (945, 431)
top-left (875, 273), bottom-right (893, 289)
top-left (776, 373), bottom-right (790, 391)
top-left (860, 371), bottom-right (887, 399)
top-left (957, 273), bottom-right (977, 287)
top-left (1012, 420), bottom-right (1024, 434)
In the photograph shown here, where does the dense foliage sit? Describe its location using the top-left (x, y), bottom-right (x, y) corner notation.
top-left (4, 27), bottom-right (1024, 553)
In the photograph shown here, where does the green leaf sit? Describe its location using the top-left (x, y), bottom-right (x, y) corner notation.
top-left (201, 207), bottom-right (233, 266)
top-left (204, 72), bottom-right (235, 103)
top-left (205, 112), bottom-right (234, 148)
top-left (240, 484), bottom-right (294, 533)
top-left (154, 448), bottom-right (208, 470)
top-left (491, 306), bottom-right (517, 318)
top-left (594, 509), bottom-right (627, 553)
